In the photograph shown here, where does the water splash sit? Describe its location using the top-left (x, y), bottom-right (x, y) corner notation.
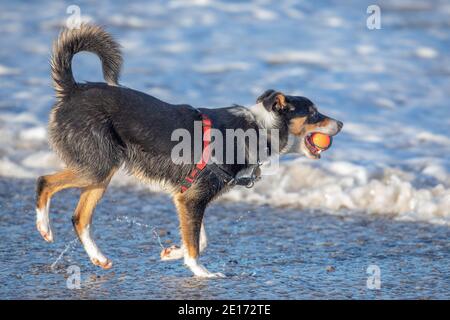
top-left (49, 216), bottom-right (165, 271)
top-left (50, 238), bottom-right (78, 271)
top-left (115, 215), bottom-right (164, 249)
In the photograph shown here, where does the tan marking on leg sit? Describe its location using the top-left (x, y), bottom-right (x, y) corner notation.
top-left (72, 170), bottom-right (115, 269)
top-left (36, 169), bottom-right (91, 242)
top-left (173, 190), bottom-right (224, 277)
top-left (174, 192), bottom-right (201, 259)
top-left (160, 222), bottom-right (206, 261)
top-left (36, 169), bottom-right (91, 210)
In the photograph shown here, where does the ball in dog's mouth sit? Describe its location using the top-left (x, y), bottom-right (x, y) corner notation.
top-left (305, 133), bottom-right (332, 157)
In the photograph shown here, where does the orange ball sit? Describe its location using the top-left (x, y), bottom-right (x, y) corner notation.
top-left (311, 133), bottom-right (332, 150)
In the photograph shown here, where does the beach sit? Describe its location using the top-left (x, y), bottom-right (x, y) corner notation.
top-left (1, 177), bottom-right (449, 299)
top-left (0, 0), bottom-right (449, 299)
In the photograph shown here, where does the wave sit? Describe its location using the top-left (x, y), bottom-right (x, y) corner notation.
top-left (1, 145), bottom-right (449, 225)
top-left (222, 158), bottom-right (450, 225)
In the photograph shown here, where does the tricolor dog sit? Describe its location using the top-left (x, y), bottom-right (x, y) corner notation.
top-left (36, 24), bottom-right (343, 278)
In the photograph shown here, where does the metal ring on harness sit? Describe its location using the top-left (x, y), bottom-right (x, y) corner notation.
top-left (246, 181), bottom-right (254, 189)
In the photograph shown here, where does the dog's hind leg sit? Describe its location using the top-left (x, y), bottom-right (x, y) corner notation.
top-left (72, 173), bottom-right (114, 270)
top-left (160, 223), bottom-right (207, 261)
top-left (36, 169), bottom-right (91, 242)
top-left (173, 192), bottom-right (224, 278)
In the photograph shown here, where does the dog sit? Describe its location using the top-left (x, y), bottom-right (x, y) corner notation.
top-left (36, 24), bottom-right (343, 278)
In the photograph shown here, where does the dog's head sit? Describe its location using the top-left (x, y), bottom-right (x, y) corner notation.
top-left (256, 89), bottom-right (343, 159)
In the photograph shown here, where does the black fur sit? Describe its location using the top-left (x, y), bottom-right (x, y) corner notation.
top-left (48, 24), bottom-right (341, 195)
top-left (48, 26), bottom-right (279, 189)
top-left (40, 24), bottom-right (344, 275)
top-left (51, 24), bottom-right (122, 99)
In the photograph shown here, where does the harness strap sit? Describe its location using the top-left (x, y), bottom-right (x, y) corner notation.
top-left (180, 113), bottom-right (261, 193)
top-left (180, 114), bottom-right (212, 193)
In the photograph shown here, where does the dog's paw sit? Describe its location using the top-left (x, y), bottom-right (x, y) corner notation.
top-left (36, 220), bottom-right (53, 243)
top-left (204, 272), bottom-right (226, 279)
top-left (185, 258), bottom-right (226, 278)
top-left (91, 257), bottom-right (113, 270)
top-left (194, 270), bottom-right (226, 279)
top-left (161, 245), bottom-right (184, 261)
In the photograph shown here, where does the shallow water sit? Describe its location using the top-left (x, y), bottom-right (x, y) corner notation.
top-left (0, 0), bottom-right (449, 299)
top-left (1, 0), bottom-right (450, 223)
top-left (1, 178), bottom-right (449, 299)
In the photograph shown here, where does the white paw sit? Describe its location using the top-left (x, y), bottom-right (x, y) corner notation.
top-left (161, 245), bottom-right (184, 261)
top-left (37, 220), bottom-right (53, 242)
top-left (192, 268), bottom-right (226, 278)
top-left (90, 257), bottom-right (113, 270)
top-left (184, 256), bottom-right (226, 278)
top-left (202, 272), bottom-right (226, 278)
top-left (81, 227), bottom-right (111, 269)
top-left (36, 207), bottom-right (53, 243)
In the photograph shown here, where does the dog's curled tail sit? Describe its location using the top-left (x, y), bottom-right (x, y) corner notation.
top-left (51, 24), bottom-right (122, 99)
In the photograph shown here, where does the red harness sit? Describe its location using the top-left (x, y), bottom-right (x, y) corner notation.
top-left (180, 114), bottom-right (212, 193)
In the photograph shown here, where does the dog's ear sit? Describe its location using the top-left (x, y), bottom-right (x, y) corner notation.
top-left (256, 89), bottom-right (276, 104)
top-left (257, 90), bottom-right (289, 112)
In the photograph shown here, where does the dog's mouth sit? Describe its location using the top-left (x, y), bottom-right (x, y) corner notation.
top-left (290, 117), bottom-right (342, 160)
top-left (301, 133), bottom-right (330, 159)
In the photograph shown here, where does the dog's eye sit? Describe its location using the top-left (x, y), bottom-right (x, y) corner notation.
top-left (309, 110), bottom-right (318, 121)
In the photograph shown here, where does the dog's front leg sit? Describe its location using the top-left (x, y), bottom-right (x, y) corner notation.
top-left (160, 223), bottom-right (207, 261)
top-left (172, 192), bottom-right (224, 278)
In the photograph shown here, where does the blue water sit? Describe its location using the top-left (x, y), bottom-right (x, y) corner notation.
top-left (1, 178), bottom-right (449, 299)
top-left (0, 0), bottom-right (449, 299)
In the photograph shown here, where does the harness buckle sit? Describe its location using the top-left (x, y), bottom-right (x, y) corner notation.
top-left (233, 164), bottom-right (261, 188)
top-left (246, 181), bottom-right (254, 189)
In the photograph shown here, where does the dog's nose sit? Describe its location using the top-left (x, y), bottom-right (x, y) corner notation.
top-left (337, 121), bottom-right (343, 131)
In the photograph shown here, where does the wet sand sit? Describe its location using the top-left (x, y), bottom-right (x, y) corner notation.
top-left (0, 177), bottom-right (448, 299)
